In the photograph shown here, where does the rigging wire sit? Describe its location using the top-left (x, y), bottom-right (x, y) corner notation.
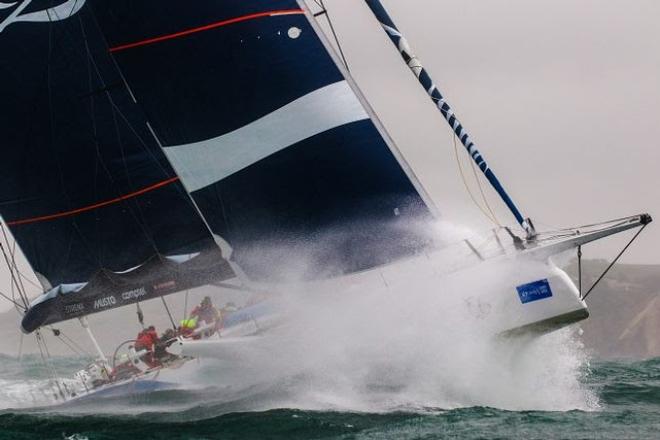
top-left (312, 0), bottom-right (350, 71)
top-left (50, 327), bottom-right (93, 358)
top-left (50, 328), bottom-right (83, 356)
top-left (582, 224), bottom-right (648, 301)
top-left (161, 297), bottom-right (177, 329)
top-left (0, 234), bottom-right (29, 310)
top-left (44, 15), bottom-right (105, 272)
top-left (0, 223), bottom-right (31, 296)
top-left (35, 330), bottom-right (65, 401)
top-left (16, 269), bottom-right (42, 290)
top-left (0, 288), bottom-right (27, 311)
top-left (87, 13), bottom-right (202, 211)
top-left (79, 18), bottom-right (161, 256)
top-left (0, 226), bottom-right (28, 310)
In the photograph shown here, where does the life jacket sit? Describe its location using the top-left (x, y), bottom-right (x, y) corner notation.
top-left (180, 316), bottom-right (198, 330)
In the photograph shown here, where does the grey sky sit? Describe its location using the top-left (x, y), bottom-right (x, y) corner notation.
top-left (1, 1), bottom-right (658, 314)
top-left (320, 0), bottom-right (660, 264)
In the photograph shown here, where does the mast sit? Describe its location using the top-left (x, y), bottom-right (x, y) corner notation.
top-left (362, 0), bottom-right (537, 240)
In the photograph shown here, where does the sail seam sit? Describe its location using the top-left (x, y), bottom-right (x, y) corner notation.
top-left (7, 177), bottom-right (180, 226)
top-left (109, 9), bottom-right (305, 53)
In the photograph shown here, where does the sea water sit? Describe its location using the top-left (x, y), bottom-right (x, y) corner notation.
top-left (0, 354), bottom-right (659, 439)
top-left (1, 222), bottom-right (657, 439)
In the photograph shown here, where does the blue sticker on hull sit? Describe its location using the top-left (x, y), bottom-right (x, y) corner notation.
top-left (516, 279), bottom-right (553, 304)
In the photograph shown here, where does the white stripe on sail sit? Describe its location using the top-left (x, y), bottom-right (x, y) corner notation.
top-left (0, 0), bottom-right (87, 33)
top-left (163, 81), bottom-right (369, 192)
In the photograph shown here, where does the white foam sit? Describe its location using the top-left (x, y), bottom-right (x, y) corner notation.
top-left (189, 221), bottom-right (597, 412)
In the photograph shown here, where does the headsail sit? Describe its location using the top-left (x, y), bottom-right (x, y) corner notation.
top-left (0, 2), bottom-right (234, 331)
top-left (87, 0), bottom-right (435, 278)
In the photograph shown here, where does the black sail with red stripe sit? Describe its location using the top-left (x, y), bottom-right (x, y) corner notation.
top-left (0, 0), bottom-right (234, 332)
top-left (88, 0), bottom-right (434, 279)
top-left (3, 0), bottom-right (434, 332)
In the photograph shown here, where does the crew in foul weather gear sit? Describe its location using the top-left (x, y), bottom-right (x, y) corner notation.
top-left (181, 296), bottom-right (222, 339)
top-left (191, 296), bottom-right (221, 325)
top-left (134, 325), bottom-right (159, 367)
top-left (154, 328), bottom-right (178, 363)
top-left (179, 316), bottom-right (198, 337)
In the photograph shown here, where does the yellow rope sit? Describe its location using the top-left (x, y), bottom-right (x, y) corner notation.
top-left (467, 149), bottom-right (501, 227)
top-left (452, 134), bottom-right (500, 227)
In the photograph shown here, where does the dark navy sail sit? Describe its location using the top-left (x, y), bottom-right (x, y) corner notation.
top-left (88, 0), bottom-right (434, 279)
top-left (0, 1), bottom-right (234, 331)
top-left (21, 248), bottom-right (234, 333)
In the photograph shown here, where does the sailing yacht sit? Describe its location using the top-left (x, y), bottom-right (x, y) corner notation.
top-left (0, 0), bottom-right (650, 400)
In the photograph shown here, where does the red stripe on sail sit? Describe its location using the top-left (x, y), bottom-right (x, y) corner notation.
top-left (7, 177), bottom-right (180, 227)
top-left (109, 9), bottom-right (305, 53)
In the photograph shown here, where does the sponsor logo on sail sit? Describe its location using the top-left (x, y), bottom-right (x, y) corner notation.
top-left (94, 296), bottom-right (117, 310)
top-left (0, 0), bottom-right (86, 33)
top-left (121, 287), bottom-right (147, 301)
top-left (153, 280), bottom-right (176, 291)
top-left (63, 302), bottom-right (84, 315)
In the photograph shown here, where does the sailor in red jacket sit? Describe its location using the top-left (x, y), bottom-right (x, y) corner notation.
top-left (134, 325), bottom-right (159, 367)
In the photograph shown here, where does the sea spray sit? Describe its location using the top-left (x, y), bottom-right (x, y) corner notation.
top-left (187, 221), bottom-right (597, 412)
top-left (0, 221), bottom-right (596, 414)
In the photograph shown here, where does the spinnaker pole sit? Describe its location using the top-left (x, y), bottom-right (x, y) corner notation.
top-left (363, 0), bottom-right (536, 239)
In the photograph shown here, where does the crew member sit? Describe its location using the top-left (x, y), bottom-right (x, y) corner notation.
top-left (190, 296), bottom-right (222, 338)
top-left (154, 328), bottom-right (178, 364)
top-left (134, 325), bottom-right (159, 367)
top-left (179, 316), bottom-right (198, 338)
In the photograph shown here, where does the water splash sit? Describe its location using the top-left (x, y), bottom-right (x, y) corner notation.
top-left (0, 221), bottom-right (596, 414)
top-left (185, 221), bottom-right (597, 412)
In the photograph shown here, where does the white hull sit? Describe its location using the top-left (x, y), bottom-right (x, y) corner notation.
top-left (178, 215), bottom-right (649, 360)
top-left (177, 236), bottom-right (595, 361)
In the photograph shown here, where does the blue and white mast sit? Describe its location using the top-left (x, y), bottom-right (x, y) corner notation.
top-left (363, 0), bottom-right (537, 240)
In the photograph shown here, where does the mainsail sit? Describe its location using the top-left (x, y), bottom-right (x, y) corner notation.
top-left (0, 0), bottom-right (234, 332)
top-left (88, 0), bottom-right (435, 278)
top-left (5, 0), bottom-right (643, 337)
top-left (1, 0), bottom-right (436, 331)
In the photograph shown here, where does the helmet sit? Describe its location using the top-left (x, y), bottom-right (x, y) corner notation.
top-left (202, 296), bottom-right (212, 306)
